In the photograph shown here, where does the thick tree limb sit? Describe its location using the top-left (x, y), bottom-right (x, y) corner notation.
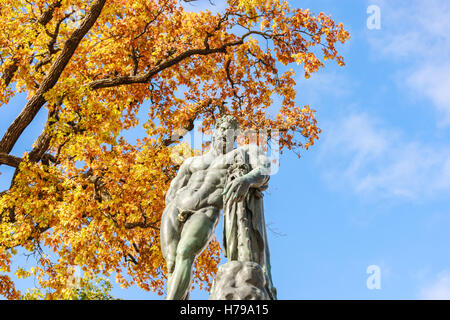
top-left (0, 153), bottom-right (21, 168)
top-left (0, 151), bottom-right (57, 169)
top-left (1, 59), bottom-right (19, 87)
top-left (0, 0), bottom-right (106, 155)
top-left (27, 108), bottom-right (60, 163)
top-left (37, 1), bottom-right (62, 26)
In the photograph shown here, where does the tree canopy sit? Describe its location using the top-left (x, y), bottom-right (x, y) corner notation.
top-left (21, 276), bottom-right (117, 300)
top-left (0, 0), bottom-right (349, 299)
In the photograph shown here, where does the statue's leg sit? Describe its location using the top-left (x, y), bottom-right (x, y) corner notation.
top-left (160, 202), bottom-right (181, 276)
top-left (166, 207), bottom-right (219, 300)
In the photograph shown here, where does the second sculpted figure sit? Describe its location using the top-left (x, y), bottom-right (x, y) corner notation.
top-left (160, 115), bottom-right (271, 300)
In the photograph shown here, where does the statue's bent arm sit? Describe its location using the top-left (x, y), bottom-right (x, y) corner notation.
top-left (244, 145), bottom-right (271, 189)
top-left (223, 146), bottom-right (270, 204)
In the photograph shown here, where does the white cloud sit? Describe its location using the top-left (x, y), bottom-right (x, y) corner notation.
top-left (407, 64), bottom-right (450, 125)
top-left (295, 71), bottom-right (353, 107)
top-left (420, 271), bottom-right (450, 300)
top-left (368, 0), bottom-right (450, 125)
top-left (319, 113), bottom-right (450, 199)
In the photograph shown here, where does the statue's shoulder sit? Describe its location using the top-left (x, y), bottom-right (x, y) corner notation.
top-left (182, 156), bottom-right (194, 165)
top-left (182, 153), bottom-right (212, 172)
top-left (179, 155), bottom-right (194, 171)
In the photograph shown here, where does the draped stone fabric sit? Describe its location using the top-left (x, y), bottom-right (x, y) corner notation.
top-left (221, 147), bottom-right (276, 299)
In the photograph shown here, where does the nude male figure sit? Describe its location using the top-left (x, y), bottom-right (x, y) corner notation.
top-left (160, 116), bottom-right (270, 300)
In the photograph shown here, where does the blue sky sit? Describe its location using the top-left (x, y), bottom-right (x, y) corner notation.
top-left (2, 0), bottom-right (450, 299)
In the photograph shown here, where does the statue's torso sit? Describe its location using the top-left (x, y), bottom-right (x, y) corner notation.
top-left (174, 147), bottom-right (249, 211)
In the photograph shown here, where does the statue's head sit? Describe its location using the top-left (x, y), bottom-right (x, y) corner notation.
top-left (212, 115), bottom-right (240, 154)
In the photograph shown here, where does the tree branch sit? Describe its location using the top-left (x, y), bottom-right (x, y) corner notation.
top-left (88, 35), bottom-right (251, 90)
top-left (1, 59), bottom-right (19, 87)
top-left (36, 1), bottom-right (62, 26)
top-left (0, 153), bottom-right (21, 168)
top-left (0, 0), bottom-right (106, 155)
top-left (1, 1), bottom-right (62, 87)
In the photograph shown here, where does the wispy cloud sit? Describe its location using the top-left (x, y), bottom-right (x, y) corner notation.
top-left (295, 71), bottom-right (353, 107)
top-left (368, 0), bottom-right (450, 125)
top-left (420, 270), bottom-right (450, 299)
top-left (318, 113), bottom-right (450, 199)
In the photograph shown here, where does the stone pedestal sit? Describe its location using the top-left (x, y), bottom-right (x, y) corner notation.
top-left (209, 261), bottom-right (271, 300)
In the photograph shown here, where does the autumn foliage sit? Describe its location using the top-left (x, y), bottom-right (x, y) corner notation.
top-left (0, 0), bottom-right (349, 299)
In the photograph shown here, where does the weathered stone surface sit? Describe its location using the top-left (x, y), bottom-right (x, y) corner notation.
top-left (209, 261), bottom-right (271, 300)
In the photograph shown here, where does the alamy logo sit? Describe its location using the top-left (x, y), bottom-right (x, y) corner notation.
top-left (66, 266), bottom-right (82, 290)
top-left (367, 5), bottom-right (381, 30)
top-left (366, 265), bottom-right (381, 290)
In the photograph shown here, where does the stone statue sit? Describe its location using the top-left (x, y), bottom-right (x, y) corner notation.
top-left (160, 115), bottom-right (275, 300)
